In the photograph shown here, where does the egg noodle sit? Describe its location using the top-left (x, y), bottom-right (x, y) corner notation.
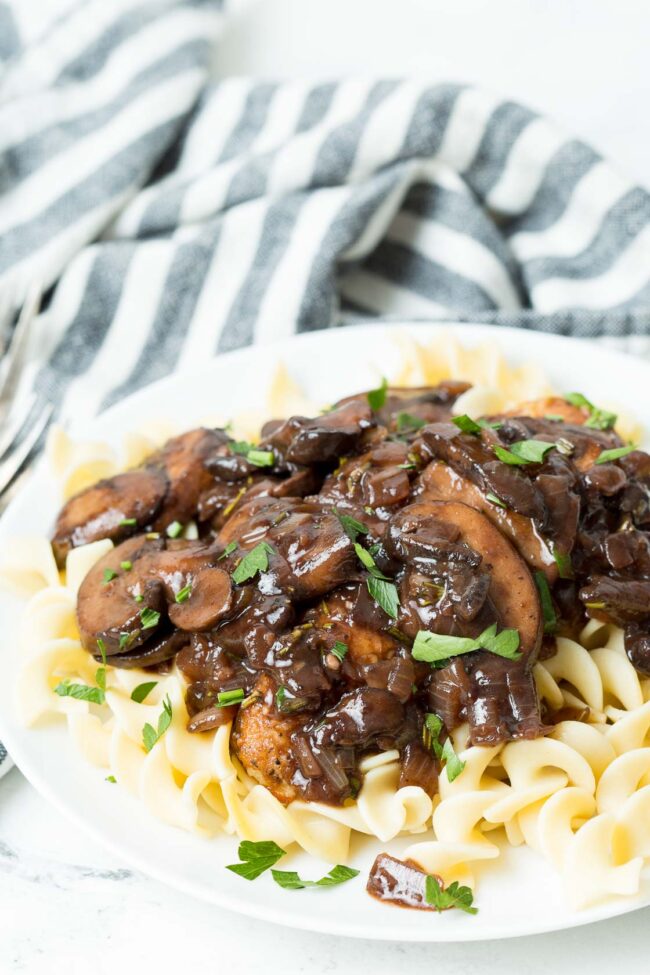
top-left (2, 333), bottom-right (649, 911)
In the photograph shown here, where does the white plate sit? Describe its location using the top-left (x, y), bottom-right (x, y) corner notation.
top-left (1, 322), bottom-right (649, 942)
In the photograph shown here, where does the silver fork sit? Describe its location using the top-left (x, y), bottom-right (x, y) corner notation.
top-left (0, 284), bottom-right (53, 506)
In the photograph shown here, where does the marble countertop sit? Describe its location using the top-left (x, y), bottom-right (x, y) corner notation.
top-left (5, 1), bottom-right (650, 970)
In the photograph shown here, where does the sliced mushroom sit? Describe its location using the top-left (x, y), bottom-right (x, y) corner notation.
top-left (417, 460), bottom-right (557, 580)
top-left (101, 628), bottom-right (189, 669)
top-left (52, 468), bottom-right (168, 566)
top-left (167, 565), bottom-right (232, 630)
top-left (264, 400), bottom-right (373, 466)
top-left (152, 427), bottom-right (230, 529)
top-left (76, 535), bottom-right (166, 653)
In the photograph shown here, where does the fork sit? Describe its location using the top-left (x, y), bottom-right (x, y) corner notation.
top-left (0, 284), bottom-right (53, 506)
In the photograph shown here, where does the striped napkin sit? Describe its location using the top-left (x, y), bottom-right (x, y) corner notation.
top-left (1, 0), bottom-right (649, 778)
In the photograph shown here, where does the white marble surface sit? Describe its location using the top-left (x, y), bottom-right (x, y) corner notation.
top-left (5, 1), bottom-right (650, 971)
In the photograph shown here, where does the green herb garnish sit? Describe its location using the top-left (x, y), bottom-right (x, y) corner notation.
top-left (271, 864), bottom-right (359, 890)
top-left (218, 541), bottom-right (239, 560)
top-left (247, 449), bottom-right (275, 467)
top-left (218, 688), bottom-right (245, 707)
top-left (425, 875), bottom-right (477, 914)
top-left (441, 737), bottom-right (466, 783)
top-left (565, 392), bottom-right (617, 431)
top-left (552, 545), bottom-right (573, 579)
top-left (367, 376), bottom-right (388, 411)
top-left (103, 568), bottom-right (117, 584)
top-left (353, 542), bottom-right (400, 619)
top-left (166, 521), bottom-right (183, 538)
top-left (331, 641), bottom-right (349, 663)
top-left (119, 517), bottom-right (137, 526)
top-left (226, 840), bottom-right (286, 881)
top-left (120, 560), bottom-right (132, 571)
top-left (142, 694), bottom-right (172, 752)
top-left (423, 712), bottom-right (444, 758)
top-left (175, 584), bottom-right (192, 603)
top-left (452, 414), bottom-right (483, 436)
top-left (231, 541), bottom-right (275, 584)
top-left (54, 680), bottom-right (105, 704)
top-left (118, 632), bottom-right (131, 650)
top-left (396, 412), bottom-right (426, 433)
top-left (333, 507), bottom-right (368, 542)
top-left (139, 607), bottom-right (160, 630)
top-left (412, 623), bottom-right (521, 664)
top-left (534, 572), bottom-right (557, 634)
top-left (106, 775), bottom-right (116, 783)
top-left (131, 681), bottom-right (158, 703)
top-left (595, 444), bottom-right (637, 465)
top-left (493, 439), bottom-right (556, 465)
top-left (485, 492), bottom-right (506, 508)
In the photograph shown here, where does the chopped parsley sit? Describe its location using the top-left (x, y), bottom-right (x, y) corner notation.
top-left (230, 441), bottom-right (275, 468)
top-left (218, 541), bottom-right (239, 560)
top-left (217, 688), bottom-right (245, 707)
top-left (552, 545), bottom-right (573, 579)
top-left (396, 412), bottom-right (426, 433)
top-left (166, 521), bottom-right (183, 538)
top-left (423, 712), bottom-right (444, 758)
top-left (595, 444), bottom-right (637, 465)
top-left (120, 560), bottom-right (132, 571)
top-left (353, 542), bottom-right (400, 619)
top-left (226, 840), bottom-right (286, 881)
top-left (142, 694), bottom-right (172, 752)
top-left (330, 641), bottom-right (349, 663)
top-left (102, 568), bottom-right (117, 584)
top-left (54, 637), bottom-right (108, 704)
top-left (175, 584), bottom-right (192, 603)
top-left (119, 517), bottom-right (137, 526)
top-left (485, 492), bottom-right (506, 508)
top-left (425, 875), bottom-right (477, 914)
top-left (367, 376), bottom-right (388, 411)
top-left (106, 775), bottom-right (117, 784)
top-left (139, 606), bottom-right (160, 630)
top-left (131, 681), bottom-right (158, 703)
top-left (452, 414), bottom-right (483, 436)
top-left (333, 507), bottom-right (368, 542)
top-left (565, 392), bottom-right (617, 431)
top-left (412, 623), bottom-right (522, 664)
top-left (231, 541), bottom-right (275, 584)
top-left (493, 439), bottom-right (557, 465)
top-left (441, 737), bottom-right (466, 782)
top-left (271, 864), bottom-right (359, 890)
top-left (534, 572), bottom-right (557, 634)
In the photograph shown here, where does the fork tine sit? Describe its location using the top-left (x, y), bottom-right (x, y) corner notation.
top-left (0, 282), bottom-right (43, 419)
top-left (0, 391), bottom-right (36, 457)
top-left (0, 403), bottom-right (53, 497)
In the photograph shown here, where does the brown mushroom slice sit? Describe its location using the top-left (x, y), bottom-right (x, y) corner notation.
top-left (404, 500), bottom-right (542, 659)
top-left (51, 467), bottom-right (168, 566)
top-left (231, 675), bottom-right (302, 804)
top-left (266, 400), bottom-right (373, 466)
top-left (167, 565), bottom-right (233, 631)
top-left (152, 427), bottom-right (230, 530)
top-left (76, 535), bottom-right (166, 654)
top-left (102, 628), bottom-right (189, 669)
top-left (421, 423), bottom-right (546, 522)
top-left (417, 460), bottom-right (557, 581)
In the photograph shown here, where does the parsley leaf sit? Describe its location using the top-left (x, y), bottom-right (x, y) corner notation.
top-left (452, 414), bottom-right (483, 436)
top-left (396, 412), bottom-right (426, 433)
top-left (367, 576), bottom-right (400, 619)
top-left (331, 641), bottom-right (348, 663)
top-left (534, 572), bottom-right (557, 635)
top-left (425, 874), bottom-right (477, 914)
top-left (131, 681), bottom-right (158, 704)
top-left (552, 545), bottom-right (574, 580)
top-left (367, 376), bottom-right (388, 411)
top-left (412, 624), bottom-right (521, 664)
top-left (226, 840), bottom-right (286, 881)
top-left (106, 775), bottom-right (117, 783)
top-left (166, 520), bottom-right (183, 538)
top-left (485, 492), bottom-right (506, 508)
top-left (139, 607), bottom-right (160, 630)
top-left (218, 541), bottom-right (238, 560)
top-left (119, 517), bottom-right (137, 526)
top-left (441, 737), bottom-right (466, 782)
top-left (493, 439), bottom-right (556, 465)
top-left (54, 680), bottom-right (105, 704)
top-left (565, 392), bottom-right (617, 431)
top-left (230, 441), bottom-right (275, 467)
top-left (218, 688), bottom-right (244, 707)
top-left (232, 541), bottom-right (275, 584)
top-left (333, 507), bottom-right (368, 542)
top-left (103, 568), bottom-right (117, 584)
top-left (423, 712), bottom-right (444, 758)
top-left (142, 694), bottom-right (172, 752)
top-left (175, 584), bottom-right (192, 603)
top-left (271, 864), bottom-right (359, 890)
top-left (595, 444), bottom-right (637, 465)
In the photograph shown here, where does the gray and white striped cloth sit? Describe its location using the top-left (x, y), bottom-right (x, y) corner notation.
top-left (1, 0), bottom-right (649, 778)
